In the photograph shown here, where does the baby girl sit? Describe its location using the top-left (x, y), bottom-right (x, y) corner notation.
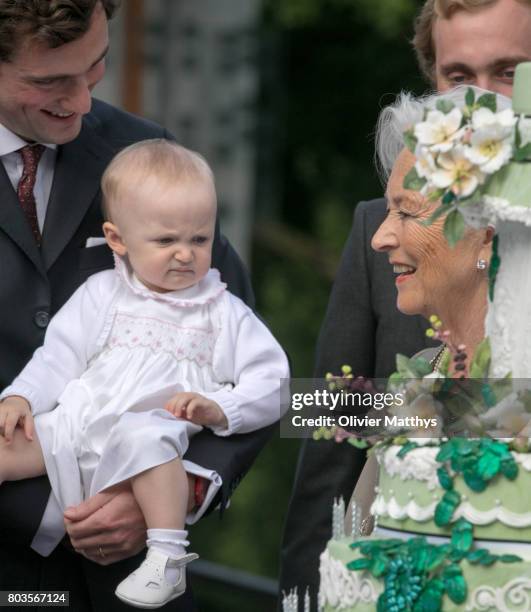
top-left (0, 139), bottom-right (289, 608)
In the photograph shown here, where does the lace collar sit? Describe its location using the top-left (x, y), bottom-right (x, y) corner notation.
top-left (114, 254), bottom-right (226, 307)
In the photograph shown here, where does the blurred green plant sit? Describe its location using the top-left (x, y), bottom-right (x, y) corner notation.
top-left (265, 0), bottom-right (419, 38)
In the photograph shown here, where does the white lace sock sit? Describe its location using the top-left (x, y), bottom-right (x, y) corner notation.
top-left (146, 528), bottom-right (190, 583)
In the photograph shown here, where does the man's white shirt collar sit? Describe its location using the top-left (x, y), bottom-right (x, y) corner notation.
top-left (0, 122), bottom-right (57, 156)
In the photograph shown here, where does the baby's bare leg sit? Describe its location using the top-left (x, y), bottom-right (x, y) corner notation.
top-left (115, 459), bottom-right (194, 607)
top-left (0, 428), bottom-right (46, 484)
top-left (131, 457), bottom-right (188, 529)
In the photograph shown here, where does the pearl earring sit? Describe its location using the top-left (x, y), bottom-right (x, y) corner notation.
top-left (476, 259), bottom-right (487, 270)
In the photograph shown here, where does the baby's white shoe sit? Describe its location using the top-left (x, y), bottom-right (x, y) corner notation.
top-left (115, 549), bottom-right (199, 609)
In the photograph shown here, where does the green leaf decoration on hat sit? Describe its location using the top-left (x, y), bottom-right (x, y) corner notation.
top-left (403, 166), bottom-right (427, 191)
top-left (469, 337), bottom-right (491, 379)
top-left (477, 92), bottom-right (497, 112)
top-left (465, 88), bottom-right (475, 107)
top-left (443, 209), bottom-right (465, 248)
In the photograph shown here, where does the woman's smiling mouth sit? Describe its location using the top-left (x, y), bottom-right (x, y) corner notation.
top-left (392, 263), bottom-right (416, 284)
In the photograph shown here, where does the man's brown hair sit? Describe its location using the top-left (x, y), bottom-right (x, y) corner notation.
top-left (413, 0), bottom-right (531, 83)
top-left (0, 0), bottom-right (120, 62)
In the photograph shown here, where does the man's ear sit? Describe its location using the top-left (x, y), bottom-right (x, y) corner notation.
top-left (103, 221), bottom-right (127, 256)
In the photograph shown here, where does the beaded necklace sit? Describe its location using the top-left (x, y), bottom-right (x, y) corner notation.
top-left (430, 344), bottom-right (447, 372)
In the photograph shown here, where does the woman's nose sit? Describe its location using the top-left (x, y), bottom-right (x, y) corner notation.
top-left (371, 215), bottom-right (399, 252)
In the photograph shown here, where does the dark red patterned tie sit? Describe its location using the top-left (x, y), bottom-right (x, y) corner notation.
top-left (17, 144), bottom-right (45, 245)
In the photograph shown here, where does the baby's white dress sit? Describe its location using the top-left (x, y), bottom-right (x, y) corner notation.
top-left (2, 257), bottom-right (288, 554)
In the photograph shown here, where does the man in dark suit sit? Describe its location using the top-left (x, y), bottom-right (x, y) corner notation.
top-left (0, 1), bottom-right (274, 610)
top-left (279, 0), bottom-right (531, 605)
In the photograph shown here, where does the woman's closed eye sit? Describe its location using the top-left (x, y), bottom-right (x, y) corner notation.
top-left (383, 207), bottom-right (414, 220)
top-left (397, 209), bottom-right (415, 220)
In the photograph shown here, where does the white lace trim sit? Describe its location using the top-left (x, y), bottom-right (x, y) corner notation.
top-left (372, 495), bottom-right (531, 527)
top-left (486, 220), bottom-right (531, 378)
top-left (457, 194), bottom-right (531, 230)
top-left (466, 578), bottom-right (531, 611)
top-left (379, 445), bottom-right (531, 483)
top-left (105, 312), bottom-right (215, 366)
top-left (460, 200), bottom-right (496, 229)
top-left (318, 548), bottom-right (379, 609)
top-left (378, 445), bottom-right (441, 490)
top-left (114, 254), bottom-right (226, 307)
top-left (482, 196), bottom-right (531, 226)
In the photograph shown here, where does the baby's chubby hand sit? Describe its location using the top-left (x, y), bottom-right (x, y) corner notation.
top-left (0, 395), bottom-right (34, 442)
top-left (165, 392), bottom-right (228, 429)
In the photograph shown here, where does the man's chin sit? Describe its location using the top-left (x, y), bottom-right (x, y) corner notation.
top-left (39, 116), bottom-right (83, 145)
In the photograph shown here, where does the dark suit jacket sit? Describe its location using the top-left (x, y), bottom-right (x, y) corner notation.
top-left (278, 198), bottom-right (435, 607)
top-left (0, 99), bottom-right (275, 608)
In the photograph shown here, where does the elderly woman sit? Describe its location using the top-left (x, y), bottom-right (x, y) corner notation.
top-left (373, 87), bottom-right (511, 364)
top-left (319, 85), bottom-right (531, 612)
top-left (371, 150), bottom-right (492, 361)
top-left (351, 86), bottom-right (506, 528)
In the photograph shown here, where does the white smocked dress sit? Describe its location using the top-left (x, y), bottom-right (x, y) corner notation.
top-left (35, 261), bottom-right (229, 513)
top-left (2, 256), bottom-right (288, 549)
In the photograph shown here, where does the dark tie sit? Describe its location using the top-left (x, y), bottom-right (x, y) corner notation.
top-left (17, 144), bottom-right (45, 245)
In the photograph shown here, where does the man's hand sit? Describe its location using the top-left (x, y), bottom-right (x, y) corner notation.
top-left (0, 396), bottom-right (34, 443)
top-left (165, 392), bottom-right (228, 429)
top-left (64, 484), bottom-right (145, 565)
top-left (64, 476), bottom-right (197, 565)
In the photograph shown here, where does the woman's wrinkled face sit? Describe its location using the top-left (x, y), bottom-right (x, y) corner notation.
top-left (371, 149), bottom-right (488, 318)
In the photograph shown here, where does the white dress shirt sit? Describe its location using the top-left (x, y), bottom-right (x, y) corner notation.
top-left (0, 122), bottom-right (57, 230)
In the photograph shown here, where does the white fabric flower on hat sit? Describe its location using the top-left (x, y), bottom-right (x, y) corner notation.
top-left (471, 106), bottom-right (516, 131)
top-left (414, 145), bottom-right (436, 179)
top-left (414, 107), bottom-right (464, 153)
top-left (431, 145), bottom-right (485, 198)
top-left (414, 145), bottom-right (437, 194)
top-left (465, 107), bottom-right (516, 174)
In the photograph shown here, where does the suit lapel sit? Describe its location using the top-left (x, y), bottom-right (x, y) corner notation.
top-left (0, 161), bottom-right (45, 274)
top-left (41, 118), bottom-right (115, 271)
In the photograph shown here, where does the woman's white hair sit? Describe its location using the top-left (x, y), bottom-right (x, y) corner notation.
top-left (374, 86), bottom-right (512, 185)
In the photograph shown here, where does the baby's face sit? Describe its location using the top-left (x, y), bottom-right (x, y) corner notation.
top-left (111, 178), bottom-right (216, 292)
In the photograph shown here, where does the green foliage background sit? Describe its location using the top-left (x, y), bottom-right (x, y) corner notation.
top-left (193, 0), bottom-right (426, 607)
